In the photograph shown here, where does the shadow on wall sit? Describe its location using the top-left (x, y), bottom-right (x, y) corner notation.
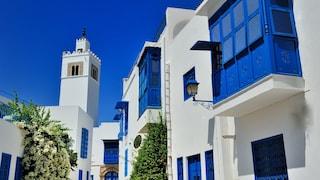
top-left (207, 117), bottom-right (215, 146)
top-left (235, 93), bottom-right (309, 176)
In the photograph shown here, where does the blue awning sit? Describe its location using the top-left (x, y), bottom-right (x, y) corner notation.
top-left (114, 101), bottom-right (128, 110)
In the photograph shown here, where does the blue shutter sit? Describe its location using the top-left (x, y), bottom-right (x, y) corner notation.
top-left (78, 169), bottom-right (83, 180)
top-left (187, 154), bottom-right (201, 180)
top-left (205, 150), bottom-right (214, 180)
top-left (14, 157), bottom-right (22, 180)
top-left (177, 157), bottom-right (184, 180)
top-left (124, 149), bottom-right (128, 177)
top-left (81, 128), bottom-right (89, 158)
top-left (0, 153), bottom-right (11, 180)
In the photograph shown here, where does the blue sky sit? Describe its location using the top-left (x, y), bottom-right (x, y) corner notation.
top-left (0, 0), bottom-right (201, 124)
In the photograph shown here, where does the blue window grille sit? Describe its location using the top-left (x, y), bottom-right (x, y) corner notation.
top-left (205, 150), bottom-right (214, 180)
top-left (208, 0), bottom-right (301, 104)
top-left (187, 154), bottom-right (201, 180)
top-left (104, 140), bottom-right (119, 164)
top-left (138, 47), bottom-right (161, 116)
top-left (183, 67), bottom-right (196, 101)
top-left (177, 157), bottom-right (184, 180)
top-left (0, 153), bottom-right (11, 180)
top-left (251, 134), bottom-right (289, 180)
top-left (105, 171), bottom-right (118, 180)
top-left (78, 169), bottom-right (83, 180)
top-left (14, 157), bottom-right (22, 180)
top-left (124, 149), bottom-right (128, 177)
top-left (80, 128), bottom-right (89, 158)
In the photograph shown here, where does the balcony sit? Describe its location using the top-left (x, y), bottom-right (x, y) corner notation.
top-left (212, 74), bottom-right (305, 117)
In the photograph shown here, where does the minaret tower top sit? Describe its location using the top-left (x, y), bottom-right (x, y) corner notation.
top-left (76, 27), bottom-right (90, 53)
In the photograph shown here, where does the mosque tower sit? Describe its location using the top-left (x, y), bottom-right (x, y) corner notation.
top-left (59, 28), bottom-right (101, 126)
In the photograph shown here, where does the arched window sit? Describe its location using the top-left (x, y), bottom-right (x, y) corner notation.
top-left (105, 171), bottom-right (118, 180)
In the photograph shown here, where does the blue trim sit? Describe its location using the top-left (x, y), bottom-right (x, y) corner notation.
top-left (104, 141), bottom-right (119, 164)
top-left (0, 153), bottom-right (12, 180)
top-left (124, 149), bottom-right (128, 177)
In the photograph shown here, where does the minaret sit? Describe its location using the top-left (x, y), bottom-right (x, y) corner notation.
top-left (59, 28), bottom-right (101, 126)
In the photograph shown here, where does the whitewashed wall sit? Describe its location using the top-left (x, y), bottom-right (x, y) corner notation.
top-left (0, 119), bottom-right (23, 180)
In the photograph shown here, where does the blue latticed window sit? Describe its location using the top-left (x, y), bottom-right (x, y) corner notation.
top-left (124, 149), bottom-right (128, 177)
top-left (187, 154), bottom-right (201, 180)
top-left (78, 169), bottom-right (83, 180)
top-left (0, 153), bottom-right (11, 180)
top-left (177, 157), bottom-right (184, 180)
top-left (104, 140), bottom-right (119, 164)
top-left (251, 134), bottom-right (289, 180)
top-left (105, 171), bottom-right (118, 180)
top-left (205, 150), bottom-right (214, 180)
top-left (209, 0), bottom-right (301, 103)
top-left (14, 157), bottom-right (22, 180)
top-left (183, 67), bottom-right (196, 101)
top-left (80, 128), bottom-right (89, 158)
top-left (138, 47), bottom-right (161, 116)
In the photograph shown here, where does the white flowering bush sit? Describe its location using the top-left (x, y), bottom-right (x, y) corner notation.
top-left (8, 94), bottom-right (77, 180)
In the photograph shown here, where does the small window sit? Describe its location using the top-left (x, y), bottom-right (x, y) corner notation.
top-left (251, 134), bottom-right (289, 180)
top-left (68, 62), bottom-right (83, 76)
top-left (78, 169), bottom-right (83, 180)
top-left (183, 67), bottom-right (196, 101)
top-left (80, 128), bottom-right (89, 159)
top-left (187, 154), bottom-right (201, 180)
top-left (91, 64), bottom-right (98, 81)
top-left (271, 10), bottom-right (294, 35)
top-left (14, 157), bottom-right (22, 180)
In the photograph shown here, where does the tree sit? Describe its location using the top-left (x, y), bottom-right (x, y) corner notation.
top-left (8, 94), bottom-right (77, 180)
top-left (130, 113), bottom-right (167, 180)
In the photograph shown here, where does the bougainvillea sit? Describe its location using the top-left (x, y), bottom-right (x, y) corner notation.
top-left (8, 94), bottom-right (77, 180)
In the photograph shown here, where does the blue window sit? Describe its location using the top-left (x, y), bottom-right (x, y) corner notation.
top-left (251, 134), bottom-right (288, 180)
top-left (105, 171), bottom-right (118, 180)
top-left (80, 128), bottom-right (89, 158)
top-left (87, 171), bottom-right (89, 180)
top-left (183, 67), bottom-right (196, 101)
top-left (0, 153), bottom-right (11, 180)
top-left (138, 47), bottom-right (161, 116)
top-left (104, 141), bottom-right (119, 164)
top-left (14, 157), bottom-right (22, 180)
top-left (177, 157), bottom-right (184, 180)
top-left (0, 103), bottom-right (11, 119)
top-left (205, 150), bottom-right (214, 180)
top-left (209, 0), bottom-right (301, 103)
top-left (79, 169), bottom-right (83, 180)
top-left (187, 154), bottom-right (201, 180)
top-left (124, 149), bottom-right (128, 177)
top-left (91, 174), bottom-right (94, 180)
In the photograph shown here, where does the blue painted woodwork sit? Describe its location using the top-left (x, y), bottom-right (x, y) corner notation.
top-left (138, 47), bottom-right (161, 116)
top-left (177, 157), bottom-right (184, 180)
top-left (124, 149), bottom-right (128, 177)
top-left (87, 171), bottom-right (89, 180)
top-left (79, 169), bottom-right (83, 180)
top-left (14, 157), bottom-right (22, 180)
top-left (187, 154), bottom-right (201, 180)
top-left (183, 67), bottom-right (196, 101)
top-left (251, 134), bottom-right (289, 180)
top-left (209, 0), bottom-right (302, 103)
top-left (105, 171), bottom-right (118, 180)
top-left (104, 141), bottom-right (119, 164)
top-left (205, 150), bottom-right (214, 180)
top-left (114, 101), bottom-right (129, 140)
top-left (80, 128), bottom-right (89, 158)
top-left (0, 153), bottom-right (11, 180)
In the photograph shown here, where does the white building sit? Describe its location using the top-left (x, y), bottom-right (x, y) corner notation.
top-left (117, 0), bottom-right (320, 180)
